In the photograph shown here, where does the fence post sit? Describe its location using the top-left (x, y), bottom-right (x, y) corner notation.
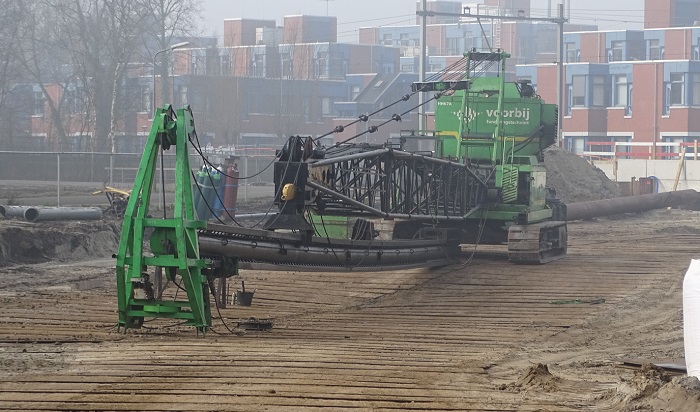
top-left (57, 152), bottom-right (61, 207)
top-left (244, 156), bottom-right (248, 202)
top-left (109, 152), bottom-right (114, 186)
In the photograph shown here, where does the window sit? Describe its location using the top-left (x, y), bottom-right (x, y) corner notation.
top-left (572, 75), bottom-right (585, 107)
top-left (328, 52), bottom-right (345, 79)
top-left (33, 90), bottom-right (45, 116)
top-left (662, 136), bottom-right (687, 158)
top-left (281, 53), bottom-right (293, 79)
top-left (321, 97), bottom-right (333, 115)
top-left (675, 0), bottom-right (700, 27)
top-left (691, 73), bottom-right (700, 106)
top-left (400, 33), bottom-right (410, 47)
top-left (565, 42), bottom-right (578, 63)
top-left (670, 73), bottom-right (685, 106)
top-left (134, 85), bottom-right (150, 114)
top-left (566, 136), bottom-right (586, 154)
top-left (382, 33), bottom-right (392, 46)
top-left (64, 85), bottom-right (84, 114)
top-left (178, 86), bottom-right (188, 107)
top-left (303, 98), bottom-right (311, 117)
top-left (351, 85), bottom-right (360, 100)
top-left (648, 39), bottom-right (661, 60)
top-left (316, 52), bottom-right (328, 78)
top-left (190, 50), bottom-right (206, 75)
top-left (253, 54), bottom-right (264, 77)
top-left (613, 75), bottom-right (628, 108)
top-left (220, 53), bottom-right (231, 75)
top-left (591, 76), bottom-right (606, 107)
top-left (429, 63), bottom-right (443, 72)
top-left (401, 64), bottom-right (414, 72)
top-left (609, 41), bottom-right (623, 62)
top-left (445, 37), bottom-right (461, 55)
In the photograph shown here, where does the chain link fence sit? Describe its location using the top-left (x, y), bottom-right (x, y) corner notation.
top-left (0, 146), bottom-right (278, 204)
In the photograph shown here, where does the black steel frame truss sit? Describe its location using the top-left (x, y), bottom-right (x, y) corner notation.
top-left (308, 148), bottom-right (489, 221)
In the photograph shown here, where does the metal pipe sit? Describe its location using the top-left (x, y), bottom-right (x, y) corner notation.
top-left (566, 190), bottom-right (700, 221)
top-left (307, 180), bottom-right (387, 217)
top-left (57, 152), bottom-right (61, 207)
top-left (199, 236), bottom-right (454, 270)
top-left (419, 0), bottom-right (427, 133)
top-left (310, 148), bottom-right (390, 167)
top-left (235, 213), bottom-right (271, 219)
top-left (0, 205), bottom-right (33, 219)
top-left (23, 207), bottom-right (103, 222)
top-left (557, 3), bottom-right (564, 146)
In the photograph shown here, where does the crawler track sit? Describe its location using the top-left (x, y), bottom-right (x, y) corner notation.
top-left (0, 212), bottom-right (696, 411)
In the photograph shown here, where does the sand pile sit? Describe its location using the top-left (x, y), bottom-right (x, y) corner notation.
top-left (543, 146), bottom-right (621, 204)
top-left (0, 220), bottom-right (119, 267)
top-left (601, 364), bottom-right (700, 411)
top-left (499, 363), bottom-right (562, 393)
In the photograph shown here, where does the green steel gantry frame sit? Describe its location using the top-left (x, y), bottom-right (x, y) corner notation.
top-left (115, 105), bottom-right (211, 334)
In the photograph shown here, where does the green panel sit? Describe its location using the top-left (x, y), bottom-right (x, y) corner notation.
top-left (529, 165), bottom-right (547, 209)
top-left (309, 213), bottom-right (350, 239)
top-left (498, 165), bottom-right (519, 203)
top-left (464, 98), bottom-right (542, 138)
top-left (433, 77), bottom-right (554, 162)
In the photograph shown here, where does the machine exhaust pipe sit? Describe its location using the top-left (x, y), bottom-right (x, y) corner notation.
top-left (566, 189), bottom-right (700, 221)
top-left (23, 207), bottom-right (103, 222)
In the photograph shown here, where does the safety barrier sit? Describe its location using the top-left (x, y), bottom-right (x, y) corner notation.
top-left (583, 140), bottom-right (700, 161)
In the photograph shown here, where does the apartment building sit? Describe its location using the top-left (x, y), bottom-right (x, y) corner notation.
top-left (19, 15), bottom-right (404, 152)
top-left (517, 25), bottom-right (700, 157)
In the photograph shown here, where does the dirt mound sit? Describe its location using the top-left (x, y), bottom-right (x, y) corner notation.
top-left (544, 146), bottom-right (621, 204)
top-left (602, 364), bottom-right (700, 410)
top-left (654, 224), bottom-right (700, 235)
top-left (499, 363), bottom-right (562, 392)
top-left (0, 219), bottom-right (120, 267)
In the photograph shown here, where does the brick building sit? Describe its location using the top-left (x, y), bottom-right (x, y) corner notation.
top-left (20, 15), bottom-right (406, 152)
top-left (517, 25), bottom-right (700, 158)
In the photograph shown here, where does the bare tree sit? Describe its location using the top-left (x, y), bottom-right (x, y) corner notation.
top-left (19, 2), bottom-right (79, 150)
top-left (143, 0), bottom-right (203, 109)
top-left (199, 75), bottom-right (244, 148)
top-left (273, 33), bottom-right (315, 142)
top-left (12, 0), bottom-right (203, 152)
top-left (36, 0), bottom-right (151, 152)
top-left (0, 0), bottom-right (32, 149)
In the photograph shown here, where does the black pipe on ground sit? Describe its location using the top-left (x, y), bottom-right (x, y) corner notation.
top-left (566, 189), bottom-right (700, 221)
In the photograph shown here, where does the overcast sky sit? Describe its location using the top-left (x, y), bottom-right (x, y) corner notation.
top-left (201, 0), bottom-right (646, 42)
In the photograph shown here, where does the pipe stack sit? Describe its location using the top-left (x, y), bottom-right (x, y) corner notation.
top-left (0, 205), bottom-right (103, 222)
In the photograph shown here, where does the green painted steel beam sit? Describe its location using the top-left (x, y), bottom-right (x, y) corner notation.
top-left (115, 105), bottom-right (211, 334)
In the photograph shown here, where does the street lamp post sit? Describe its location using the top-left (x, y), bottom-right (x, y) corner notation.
top-left (152, 41), bottom-right (190, 115)
top-left (151, 41), bottom-right (190, 220)
top-left (151, 41), bottom-right (189, 296)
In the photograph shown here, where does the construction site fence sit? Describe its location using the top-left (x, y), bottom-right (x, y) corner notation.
top-left (582, 140), bottom-right (700, 160)
top-left (0, 149), bottom-right (277, 191)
